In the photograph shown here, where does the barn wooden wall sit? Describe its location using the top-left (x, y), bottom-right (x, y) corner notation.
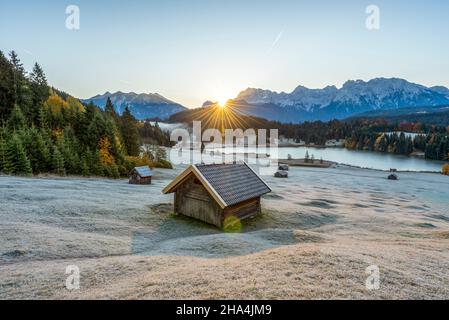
top-left (175, 174), bottom-right (223, 227)
top-left (224, 198), bottom-right (261, 221)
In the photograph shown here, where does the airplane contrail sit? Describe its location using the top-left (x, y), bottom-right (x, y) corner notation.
top-left (268, 25), bottom-right (286, 53)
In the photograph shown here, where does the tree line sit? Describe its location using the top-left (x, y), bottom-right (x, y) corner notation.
top-left (168, 103), bottom-right (449, 162)
top-left (0, 50), bottom-right (171, 177)
top-left (289, 119), bottom-right (449, 161)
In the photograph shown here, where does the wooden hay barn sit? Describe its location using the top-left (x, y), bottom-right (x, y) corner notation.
top-left (129, 166), bottom-right (153, 185)
top-left (162, 162), bottom-right (271, 228)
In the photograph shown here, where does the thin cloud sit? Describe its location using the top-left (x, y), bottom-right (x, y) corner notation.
top-left (23, 49), bottom-right (34, 56)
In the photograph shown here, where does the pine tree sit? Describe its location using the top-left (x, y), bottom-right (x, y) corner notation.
top-left (0, 131), bottom-right (7, 172)
top-left (29, 63), bottom-right (49, 123)
top-left (104, 97), bottom-right (119, 121)
top-left (38, 105), bottom-right (49, 129)
top-left (27, 128), bottom-right (51, 173)
top-left (120, 106), bottom-right (140, 156)
top-left (0, 50), bottom-right (16, 122)
top-left (8, 51), bottom-right (33, 114)
top-left (91, 149), bottom-right (103, 176)
top-left (9, 50), bottom-right (24, 106)
top-left (7, 105), bottom-right (26, 131)
top-left (52, 146), bottom-right (66, 176)
top-left (81, 157), bottom-right (90, 176)
top-left (86, 112), bottom-right (107, 150)
top-left (5, 134), bottom-right (32, 175)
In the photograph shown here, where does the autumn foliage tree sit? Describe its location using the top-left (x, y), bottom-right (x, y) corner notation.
top-left (98, 137), bottom-right (113, 166)
top-left (443, 163), bottom-right (449, 176)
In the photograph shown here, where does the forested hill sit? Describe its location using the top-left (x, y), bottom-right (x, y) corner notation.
top-left (0, 50), bottom-right (170, 177)
top-left (346, 105), bottom-right (449, 126)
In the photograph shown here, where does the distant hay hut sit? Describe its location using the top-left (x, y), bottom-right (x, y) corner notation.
top-left (129, 166), bottom-right (153, 185)
top-left (274, 170), bottom-right (288, 178)
top-left (388, 174), bottom-right (398, 181)
top-left (162, 162), bottom-right (271, 228)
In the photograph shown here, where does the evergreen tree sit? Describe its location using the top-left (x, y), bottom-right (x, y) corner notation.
top-left (7, 105), bottom-right (26, 131)
top-left (8, 51), bottom-right (32, 113)
top-left (5, 133), bottom-right (32, 175)
top-left (38, 105), bottom-right (49, 129)
top-left (120, 106), bottom-right (140, 156)
top-left (29, 63), bottom-right (49, 123)
top-left (0, 130), bottom-right (7, 172)
top-left (59, 127), bottom-right (81, 174)
top-left (0, 51), bottom-right (15, 122)
top-left (81, 157), bottom-right (90, 176)
top-left (52, 146), bottom-right (66, 176)
top-left (104, 97), bottom-right (119, 121)
top-left (27, 128), bottom-right (51, 173)
top-left (9, 50), bottom-right (24, 106)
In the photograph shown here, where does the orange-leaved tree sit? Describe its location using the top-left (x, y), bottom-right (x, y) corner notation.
top-left (98, 137), bottom-right (113, 166)
top-left (443, 163), bottom-right (449, 176)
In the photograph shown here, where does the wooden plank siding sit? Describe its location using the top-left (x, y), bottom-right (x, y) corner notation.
top-left (223, 197), bottom-right (261, 221)
top-left (174, 174), bottom-right (223, 227)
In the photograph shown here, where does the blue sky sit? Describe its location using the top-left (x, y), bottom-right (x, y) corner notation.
top-left (1, 0), bottom-right (448, 108)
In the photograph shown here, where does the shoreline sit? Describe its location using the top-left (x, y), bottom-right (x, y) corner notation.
top-left (334, 163), bottom-right (442, 174)
top-left (0, 163), bottom-right (444, 181)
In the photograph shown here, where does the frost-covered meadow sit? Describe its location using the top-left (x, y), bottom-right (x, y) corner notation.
top-left (1, 165), bottom-right (449, 299)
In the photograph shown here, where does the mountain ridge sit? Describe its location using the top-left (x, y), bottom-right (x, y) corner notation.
top-left (81, 91), bottom-right (187, 120)
top-left (231, 78), bottom-right (449, 122)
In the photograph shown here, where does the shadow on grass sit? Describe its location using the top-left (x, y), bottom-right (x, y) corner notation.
top-left (131, 203), bottom-right (334, 258)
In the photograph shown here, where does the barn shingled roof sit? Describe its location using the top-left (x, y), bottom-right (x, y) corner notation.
top-left (134, 166), bottom-right (153, 178)
top-left (195, 162), bottom-right (271, 206)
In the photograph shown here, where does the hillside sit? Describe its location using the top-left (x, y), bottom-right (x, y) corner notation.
top-left (347, 105), bottom-right (449, 126)
top-left (167, 102), bottom-right (280, 131)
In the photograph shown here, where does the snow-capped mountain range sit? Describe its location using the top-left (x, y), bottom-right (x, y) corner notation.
top-left (81, 91), bottom-right (187, 120)
top-left (82, 78), bottom-right (449, 123)
top-left (232, 78), bottom-right (449, 122)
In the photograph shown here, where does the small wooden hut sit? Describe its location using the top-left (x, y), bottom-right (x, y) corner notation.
top-left (129, 166), bottom-right (153, 185)
top-left (162, 162), bottom-right (271, 228)
top-left (274, 170), bottom-right (288, 178)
